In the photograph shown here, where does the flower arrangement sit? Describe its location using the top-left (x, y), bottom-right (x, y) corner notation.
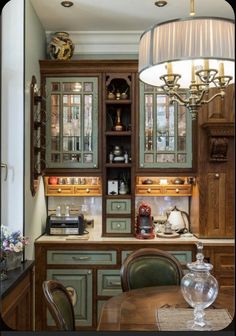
top-left (0, 225), bottom-right (29, 258)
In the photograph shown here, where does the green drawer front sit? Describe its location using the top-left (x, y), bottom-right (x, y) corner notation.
top-left (121, 250), bottom-right (133, 263)
top-left (47, 250), bottom-right (117, 265)
top-left (168, 251), bottom-right (192, 266)
top-left (47, 269), bottom-right (92, 326)
top-left (97, 269), bottom-right (122, 296)
top-left (106, 218), bottom-right (131, 233)
top-left (106, 199), bottom-right (131, 214)
top-left (121, 250), bottom-right (192, 266)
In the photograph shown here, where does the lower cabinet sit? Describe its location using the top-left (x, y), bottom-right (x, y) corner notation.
top-left (2, 262), bottom-right (34, 331)
top-left (47, 269), bottom-right (93, 327)
top-left (34, 241), bottom-right (234, 331)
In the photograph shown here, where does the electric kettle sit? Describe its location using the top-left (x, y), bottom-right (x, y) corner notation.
top-left (166, 206), bottom-right (190, 233)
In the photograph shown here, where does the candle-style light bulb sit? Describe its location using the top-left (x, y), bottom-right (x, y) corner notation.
top-left (204, 59), bottom-right (209, 70)
top-left (218, 62), bottom-right (224, 77)
top-left (166, 62), bottom-right (173, 81)
top-left (191, 62), bottom-right (196, 82)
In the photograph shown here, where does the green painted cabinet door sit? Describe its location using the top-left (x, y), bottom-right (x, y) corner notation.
top-left (47, 269), bottom-right (93, 327)
top-left (139, 82), bottom-right (192, 168)
top-left (46, 77), bottom-right (98, 168)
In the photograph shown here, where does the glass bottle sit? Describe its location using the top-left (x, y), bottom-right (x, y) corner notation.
top-left (181, 242), bottom-right (219, 331)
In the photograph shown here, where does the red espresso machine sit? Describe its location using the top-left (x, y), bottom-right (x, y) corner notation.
top-left (135, 202), bottom-right (155, 239)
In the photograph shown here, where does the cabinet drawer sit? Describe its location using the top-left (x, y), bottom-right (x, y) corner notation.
top-left (74, 186), bottom-right (101, 196)
top-left (214, 253), bottom-right (234, 273)
top-left (106, 199), bottom-right (131, 214)
top-left (47, 250), bottom-right (117, 265)
top-left (97, 270), bottom-right (122, 296)
top-left (106, 218), bottom-right (131, 233)
top-left (46, 185), bottom-right (74, 195)
top-left (121, 250), bottom-right (192, 266)
top-left (136, 186), bottom-right (162, 195)
top-left (163, 186), bottom-right (192, 195)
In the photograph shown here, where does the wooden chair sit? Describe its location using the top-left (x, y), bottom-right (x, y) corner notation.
top-left (120, 248), bottom-right (184, 292)
top-left (42, 280), bottom-right (75, 331)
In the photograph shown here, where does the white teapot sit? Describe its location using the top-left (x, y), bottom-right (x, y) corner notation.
top-left (166, 206), bottom-right (190, 233)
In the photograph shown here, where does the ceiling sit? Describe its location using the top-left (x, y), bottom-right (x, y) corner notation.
top-left (30, 0), bottom-right (234, 32)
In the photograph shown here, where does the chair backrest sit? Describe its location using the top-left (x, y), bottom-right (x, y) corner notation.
top-left (120, 248), bottom-right (184, 292)
top-left (42, 280), bottom-right (75, 331)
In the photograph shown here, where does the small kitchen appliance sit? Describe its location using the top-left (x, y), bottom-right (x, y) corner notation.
top-left (46, 214), bottom-right (86, 235)
top-left (135, 202), bottom-right (155, 239)
top-left (166, 206), bottom-right (190, 233)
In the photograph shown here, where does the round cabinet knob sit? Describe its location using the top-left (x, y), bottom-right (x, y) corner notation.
top-left (117, 224), bottom-right (121, 228)
top-left (93, 164), bottom-right (97, 168)
top-left (147, 188), bottom-right (151, 193)
top-left (86, 188), bottom-right (90, 193)
top-left (87, 270), bottom-right (92, 275)
top-left (215, 173), bottom-right (220, 178)
top-left (58, 188), bottom-right (62, 193)
top-left (175, 188), bottom-right (179, 193)
top-left (116, 205), bottom-right (121, 209)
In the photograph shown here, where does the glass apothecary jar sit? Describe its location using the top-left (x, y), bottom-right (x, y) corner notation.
top-left (181, 242), bottom-right (219, 331)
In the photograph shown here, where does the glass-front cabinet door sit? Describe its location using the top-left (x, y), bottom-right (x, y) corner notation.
top-left (139, 82), bottom-right (192, 168)
top-left (46, 77), bottom-right (98, 168)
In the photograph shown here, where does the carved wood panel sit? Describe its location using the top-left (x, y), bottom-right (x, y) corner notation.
top-left (206, 173), bottom-right (226, 237)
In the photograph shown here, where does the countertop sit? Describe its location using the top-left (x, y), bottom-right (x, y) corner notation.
top-left (35, 229), bottom-right (234, 246)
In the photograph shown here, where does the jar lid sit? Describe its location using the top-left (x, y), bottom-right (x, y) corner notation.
top-left (187, 242), bottom-right (213, 271)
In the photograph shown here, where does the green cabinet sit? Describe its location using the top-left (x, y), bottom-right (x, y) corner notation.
top-left (139, 82), bottom-right (192, 168)
top-left (47, 269), bottom-right (93, 326)
top-left (46, 77), bottom-right (98, 168)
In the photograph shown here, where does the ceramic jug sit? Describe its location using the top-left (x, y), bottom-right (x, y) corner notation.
top-left (166, 206), bottom-right (190, 233)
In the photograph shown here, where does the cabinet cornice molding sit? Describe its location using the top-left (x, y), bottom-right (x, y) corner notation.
top-left (46, 31), bottom-right (141, 56)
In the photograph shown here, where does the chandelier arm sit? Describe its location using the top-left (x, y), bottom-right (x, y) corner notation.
top-left (201, 91), bottom-right (225, 105)
top-left (168, 91), bottom-right (188, 105)
top-left (196, 88), bottom-right (209, 104)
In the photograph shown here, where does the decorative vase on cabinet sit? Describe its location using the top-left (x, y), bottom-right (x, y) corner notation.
top-left (6, 252), bottom-right (23, 271)
top-left (48, 32), bottom-right (74, 60)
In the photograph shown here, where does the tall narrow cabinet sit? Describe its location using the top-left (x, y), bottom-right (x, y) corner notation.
top-left (101, 63), bottom-right (137, 236)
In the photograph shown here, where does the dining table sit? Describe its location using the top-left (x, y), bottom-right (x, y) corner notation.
top-left (97, 286), bottom-right (234, 331)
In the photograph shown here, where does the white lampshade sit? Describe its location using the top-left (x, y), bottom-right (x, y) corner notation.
top-left (139, 17), bottom-right (235, 88)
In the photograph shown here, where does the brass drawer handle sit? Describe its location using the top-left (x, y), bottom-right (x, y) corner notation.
top-left (58, 188), bottom-right (62, 193)
top-left (72, 256), bottom-right (90, 261)
top-left (86, 188), bottom-right (90, 193)
top-left (147, 188), bottom-right (151, 193)
top-left (175, 188), bottom-right (179, 193)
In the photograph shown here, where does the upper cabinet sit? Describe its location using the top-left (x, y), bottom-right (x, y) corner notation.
top-left (39, 60), bottom-right (104, 173)
top-left (46, 77), bottom-right (98, 168)
top-left (139, 82), bottom-right (193, 169)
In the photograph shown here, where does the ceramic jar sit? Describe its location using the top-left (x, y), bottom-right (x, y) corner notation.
top-left (48, 32), bottom-right (74, 60)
